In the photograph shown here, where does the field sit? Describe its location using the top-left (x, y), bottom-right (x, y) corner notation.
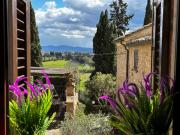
top-left (43, 60), bottom-right (69, 68)
top-left (43, 60), bottom-right (94, 91)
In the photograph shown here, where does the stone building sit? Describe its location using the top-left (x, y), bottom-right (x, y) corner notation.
top-left (114, 23), bottom-right (152, 87)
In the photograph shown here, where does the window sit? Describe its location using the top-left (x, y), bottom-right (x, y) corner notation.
top-left (134, 49), bottom-right (138, 72)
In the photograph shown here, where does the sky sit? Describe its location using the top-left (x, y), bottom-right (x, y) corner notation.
top-left (31, 0), bottom-right (147, 48)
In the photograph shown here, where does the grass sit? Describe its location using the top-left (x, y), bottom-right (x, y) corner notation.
top-left (43, 60), bottom-right (69, 68)
top-left (43, 60), bottom-right (94, 92)
top-left (77, 73), bottom-right (91, 92)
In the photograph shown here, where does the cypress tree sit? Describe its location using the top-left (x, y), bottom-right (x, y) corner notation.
top-left (144, 0), bottom-right (152, 25)
top-left (110, 0), bottom-right (133, 37)
top-left (30, 3), bottom-right (42, 67)
top-left (91, 10), bottom-right (116, 77)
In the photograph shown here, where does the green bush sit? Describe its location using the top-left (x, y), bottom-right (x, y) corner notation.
top-left (60, 107), bottom-right (112, 135)
top-left (85, 72), bottom-right (116, 102)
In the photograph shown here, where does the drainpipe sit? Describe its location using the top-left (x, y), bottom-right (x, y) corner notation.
top-left (151, 0), bottom-right (156, 73)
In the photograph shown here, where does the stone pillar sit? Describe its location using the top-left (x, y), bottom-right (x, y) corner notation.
top-left (66, 73), bottom-right (78, 116)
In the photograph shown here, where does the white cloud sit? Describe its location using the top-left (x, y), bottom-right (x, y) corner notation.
top-left (34, 0), bottom-right (146, 48)
top-left (44, 1), bottom-right (56, 9)
top-left (63, 0), bottom-right (106, 8)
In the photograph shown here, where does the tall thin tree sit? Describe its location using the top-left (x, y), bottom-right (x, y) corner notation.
top-left (110, 0), bottom-right (133, 37)
top-left (91, 10), bottom-right (116, 77)
top-left (144, 0), bottom-right (152, 25)
top-left (30, 3), bottom-right (42, 67)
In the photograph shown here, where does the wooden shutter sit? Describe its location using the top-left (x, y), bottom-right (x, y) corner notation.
top-left (8, 0), bottom-right (30, 85)
top-left (153, 0), bottom-right (170, 76)
top-left (0, 0), bottom-right (8, 134)
top-left (153, 2), bottom-right (161, 74)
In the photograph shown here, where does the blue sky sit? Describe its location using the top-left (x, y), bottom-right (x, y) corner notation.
top-left (31, 0), bottom-right (147, 48)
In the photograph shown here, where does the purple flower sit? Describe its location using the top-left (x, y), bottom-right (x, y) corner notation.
top-left (33, 83), bottom-right (43, 94)
top-left (160, 76), bottom-right (175, 104)
top-left (41, 70), bottom-right (52, 90)
top-left (25, 81), bottom-right (38, 97)
top-left (124, 98), bottom-right (134, 109)
top-left (117, 80), bottom-right (137, 97)
top-left (14, 76), bottom-right (27, 87)
top-left (9, 85), bottom-right (22, 97)
top-left (99, 95), bottom-right (117, 110)
top-left (143, 72), bottom-right (156, 98)
top-left (36, 79), bottom-right (46, 90)
top-left (20, 86), bottom-right (28, 96)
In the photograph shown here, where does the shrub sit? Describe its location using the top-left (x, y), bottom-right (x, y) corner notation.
top-left (81, 72), bottom-right (116, 113)
top-left (9, 71), bottom-right (56, 135)
top-left (60, 106), bottom-right (112, 135)
top-left (86, 72), bottom-right (116, 103)
top-left (100, 73), bottom-right (174, 135)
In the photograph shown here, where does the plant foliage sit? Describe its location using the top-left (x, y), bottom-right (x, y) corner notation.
top-left (60, 106), bottom-right (112, 135)
top-left (86, 72), bottom-right (116, 102)
top-left (30, 3), bottom-right (42, 67)
top-left (109, 0), bottom-right (133, 37)
top-left (92, 10), bottom-right (116, 76)
top-left (144, 0), bottom-right (152, 25)
top-left (9, 71), bottom-right (56, 135)
top-left (100, 73), bottom-right (173, 135)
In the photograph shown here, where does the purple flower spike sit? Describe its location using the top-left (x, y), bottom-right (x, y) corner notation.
top-left (99, 95), bottom-right (117, 110)
top-left (9, 85), bottom-right (22, 97)
top-left (25, 81), bottom-right (38, 97)
top-left (20, 86), bottom-right (28, 96)
top-left (36, 79), bottom-right (46, 90)
top-left (33, 83), bottom-right (43, 94)
top-left (143, 72), bottom-right (156, 98)
top-left (41, 70), bottom-right (52, 90)
top-left (124, 98), bottom-right (133, 109)
top-left (14, 76), bottom-right (27, 87)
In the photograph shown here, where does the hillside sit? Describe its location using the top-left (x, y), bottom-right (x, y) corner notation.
top-left (42, 45), bottom-right (93, 53)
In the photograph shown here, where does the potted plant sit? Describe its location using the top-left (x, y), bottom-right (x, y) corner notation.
top-left (100, 73), bottom-right (174, 135)
top-left (9, 70), bottom-right (56, 135)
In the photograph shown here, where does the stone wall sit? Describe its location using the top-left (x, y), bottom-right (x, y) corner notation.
top-left (116, 44), bottom-right (127, 88)
top-left (128, 43), bottom-right (152, 83)
top-left (115, 24), bottom-right (152, 87)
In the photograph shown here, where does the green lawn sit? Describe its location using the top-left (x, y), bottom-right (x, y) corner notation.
top-left (77, 73), bottom-right (91, 92)
top-left (43, 60), bottom-right (94, 92)
top-left (43, 60), bottom-right (69, 68)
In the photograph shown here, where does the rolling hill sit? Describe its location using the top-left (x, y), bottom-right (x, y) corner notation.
top-left (41, 45), bottom-right (93, 53)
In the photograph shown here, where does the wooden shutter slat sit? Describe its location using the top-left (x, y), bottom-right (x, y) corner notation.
top-left (17, 57), bottom-right (25, 60)
top-left (17, 48), bottom-right (25, 51)
top-left (17, 75), bottom-right (25, 78)
top-left (17, 38), bottom-right (25, 41)
top-left (18, 66), bottom-right (25, 69)
top-left (17, 29), bottom-right (25, 33)
top-left (18, 83), bottom-right (25, 88)
top-left (17, 8), bottom-right (24, 15)
top-left (17, 18), bottom-right (25, 24)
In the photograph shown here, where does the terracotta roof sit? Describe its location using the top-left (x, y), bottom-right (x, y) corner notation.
top-left (114, 23), bottom-right (152, 42)
top-left (126, 36), bottom-right (152, 46)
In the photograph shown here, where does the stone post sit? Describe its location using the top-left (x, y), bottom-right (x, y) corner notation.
top-left (66, 73), bottom-right (78, 116)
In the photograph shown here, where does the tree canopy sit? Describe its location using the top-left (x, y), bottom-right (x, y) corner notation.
top-left (92, 10), bottom-right (116, 77)
top-left (109, 0), bottom-right (133, 37)
top-left (30, 3), bottom-right (42, 67)
top-left (144, 0), bottom-right (152, 25)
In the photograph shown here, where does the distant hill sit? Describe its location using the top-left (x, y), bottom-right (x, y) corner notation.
top-left (42, 45), bottom-right (93, 53)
